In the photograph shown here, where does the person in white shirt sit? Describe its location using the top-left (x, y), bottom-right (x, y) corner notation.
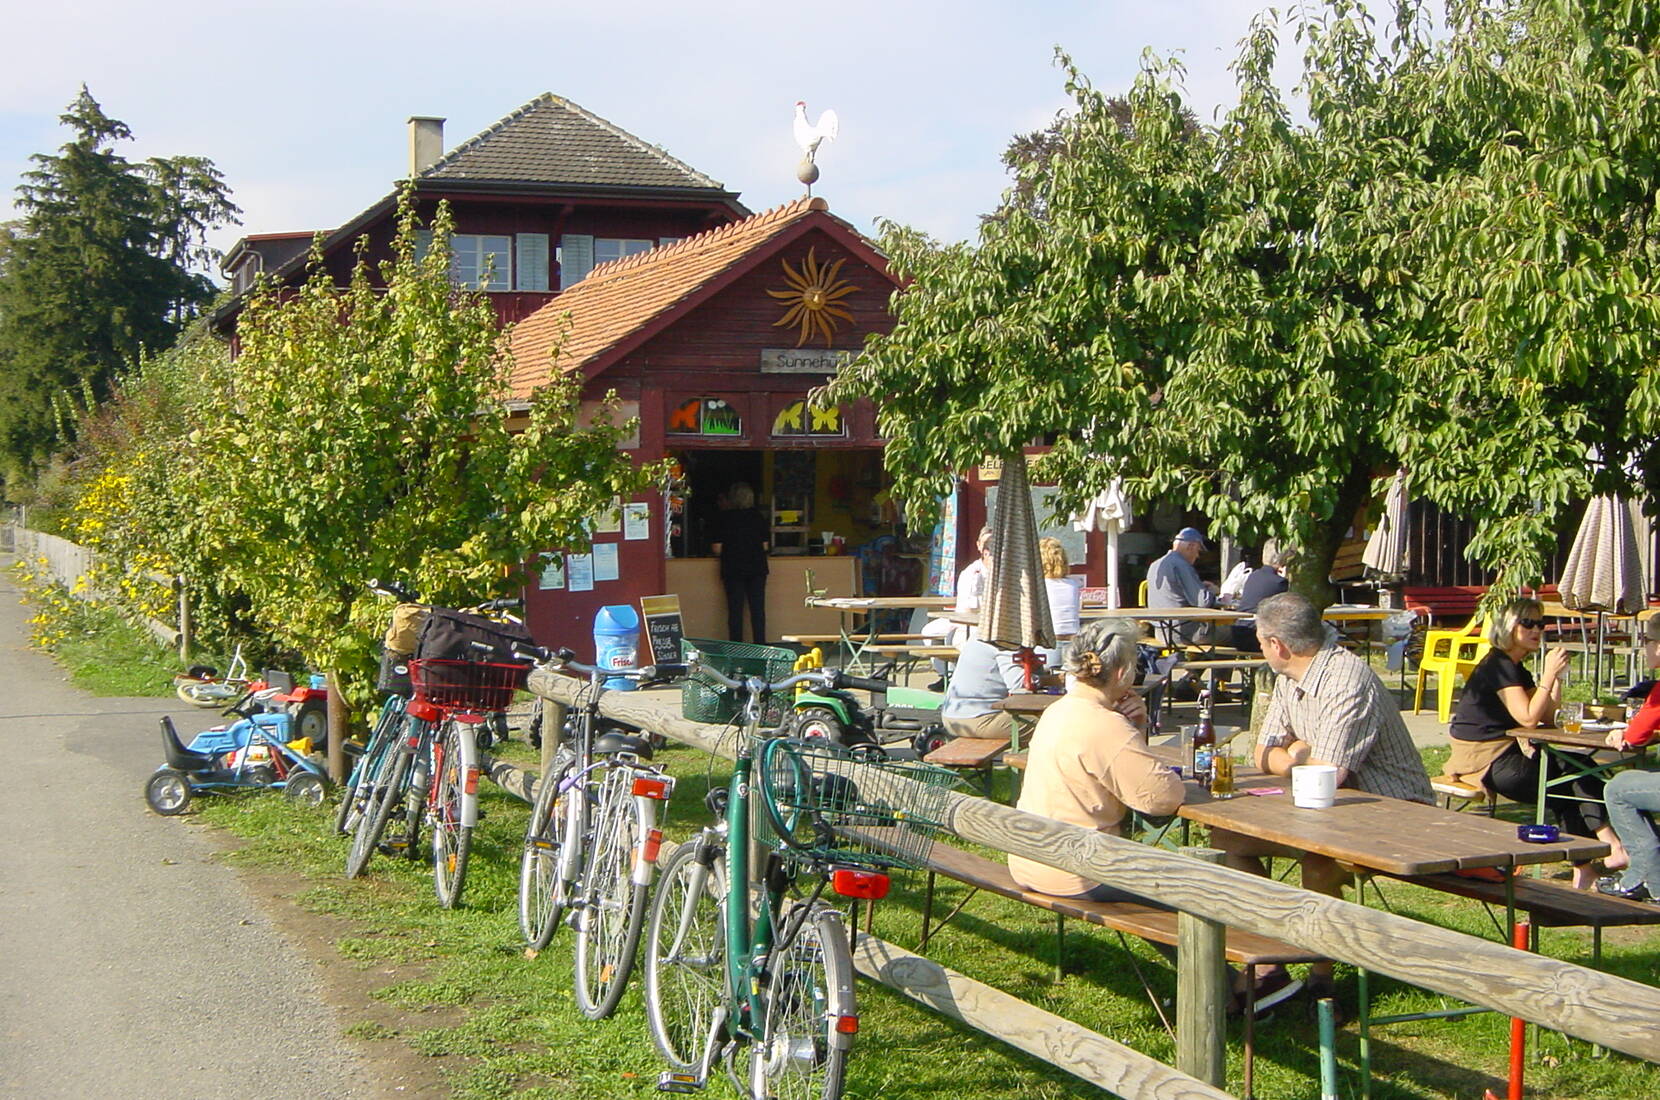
top-left (1040, 536), bottom-right (1082, 666)
top-left (920, 527), bottom-right (992, 689)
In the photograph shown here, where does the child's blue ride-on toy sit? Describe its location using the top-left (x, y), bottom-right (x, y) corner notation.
top-left (145, 670), bottom-right (331, 816)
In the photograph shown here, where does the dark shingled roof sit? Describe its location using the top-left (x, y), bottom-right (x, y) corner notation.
top-left (421, 93), bottom-right (727, 192)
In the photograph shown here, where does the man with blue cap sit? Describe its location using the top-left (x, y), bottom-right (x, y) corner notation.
top-left (1147, 526), bottom-right (1218, 645)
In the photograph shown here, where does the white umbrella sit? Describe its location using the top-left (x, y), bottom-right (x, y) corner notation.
top-left (981, 452), bottom-right (1055, 683)
top-left (1362, 469), bottom-right (1410, 582)
top-left (1559, 494), bottom-right (1645, 690)
top-left (1073, 478), bottom-right (1134, 609)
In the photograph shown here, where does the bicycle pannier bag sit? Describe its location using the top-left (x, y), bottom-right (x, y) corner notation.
top-left (415, 607), bottom-right (536, 666)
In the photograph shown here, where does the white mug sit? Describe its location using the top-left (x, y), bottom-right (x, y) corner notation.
top-left (1291, 764), bottom-right (1338, 809)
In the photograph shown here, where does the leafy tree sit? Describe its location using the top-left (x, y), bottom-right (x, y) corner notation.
top-left (0, 87), bottom-right (238, 487)
top-left (837, 1), bottom-right (1660, 600)
top-left (149, 190), bottom-right (657, 695)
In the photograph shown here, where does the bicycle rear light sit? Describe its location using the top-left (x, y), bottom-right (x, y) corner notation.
top-left (830, 867), bottom-right (890, 900)
top-left (834, 1014), bottom-right (860, 1035)
top-left (632, 775), bottom-right (672, 800)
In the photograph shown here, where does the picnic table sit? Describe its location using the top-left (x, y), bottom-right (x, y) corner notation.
top-left (803, 595), bottom-right (956, 671)
top-left (1506, 724), bottom-right (1652, 827)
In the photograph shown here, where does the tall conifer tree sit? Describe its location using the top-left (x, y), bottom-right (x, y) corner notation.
top-left (0, 87), bottom-right (237, 487)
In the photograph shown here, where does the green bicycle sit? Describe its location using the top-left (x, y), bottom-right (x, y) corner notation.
top-left (643, 659), bottom-right (956, 1099)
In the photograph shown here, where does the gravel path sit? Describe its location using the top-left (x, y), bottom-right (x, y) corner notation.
top-left (0, 559), bottom-right (392, 1098)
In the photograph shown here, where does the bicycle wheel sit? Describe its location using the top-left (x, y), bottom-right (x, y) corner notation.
top-left (644, 839), bottom-right (726, 1074)
top-left (335, 707), bottom-right (402, 835)
top-left (346, 749), bottom-right (410, 878)
top-left (575, 766), bottom-right (650, 1019)
top-left (519, 751), bottom-right (573, 949)
top-left (431, 722), bottom-right (473, 909)
top-left (748, 904), bottom-right (853, 1100)
top-left (176, 679), bottom-right (238, 708)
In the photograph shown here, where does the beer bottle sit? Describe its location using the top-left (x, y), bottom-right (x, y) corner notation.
top-left (1192, 690), bottom-right (1216, 788)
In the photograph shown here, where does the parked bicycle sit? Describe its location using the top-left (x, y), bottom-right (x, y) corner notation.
top-left (343, 583), bottom-right (532, 899)
top-left (643, 659), bottom-right (956, 1100)
top-left (516, 645), bottom-right (685, 1019)
top-left (173, 643), bottom-right (253, 708)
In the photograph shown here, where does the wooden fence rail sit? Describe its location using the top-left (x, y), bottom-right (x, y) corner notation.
top-left (526, 670), bottom-right (1660, 1072)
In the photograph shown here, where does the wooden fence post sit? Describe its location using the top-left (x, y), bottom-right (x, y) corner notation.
top-left (1176, 847), bottom-right (1228, 1088)
top-left (538, 699), bottom-right (567, 786)
top-left (175, 575), bottom-right (190, 659)
top-left (325, 670), bottom-right (348, 783)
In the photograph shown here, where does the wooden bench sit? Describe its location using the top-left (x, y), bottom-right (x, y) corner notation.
top-left (779, 632), bottom-right (936, 647)
top-left (910, 837), bottom-right (1322, 1098)
top-left (923, 737), bottom-right (1007, 794)
top-left (1429, 775), bottom-right (1498, 815)
top-left (1405, 586), bottom-right (1487, 625)
top-left (1380, 869), bottom-right (1660, 962)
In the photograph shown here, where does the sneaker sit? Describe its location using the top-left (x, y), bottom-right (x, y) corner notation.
top-left (1594, 876), bottom-right (1655, 902)
top-left (1232, 968), bottom-right (1303, 1018)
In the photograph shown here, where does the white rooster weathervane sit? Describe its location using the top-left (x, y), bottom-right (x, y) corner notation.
top-left (792, 101), bottom-right (839, 193)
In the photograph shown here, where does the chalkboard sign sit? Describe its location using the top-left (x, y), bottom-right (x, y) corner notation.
top-left (640, 594), bottom-right (685, 665)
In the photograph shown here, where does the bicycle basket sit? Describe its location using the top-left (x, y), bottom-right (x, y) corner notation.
top-left (407, 658), bottom-right (528, 713)
top-left (758, 738), bottom-right (959, 870)
top-left (680, 637), bottom-right (797, 726)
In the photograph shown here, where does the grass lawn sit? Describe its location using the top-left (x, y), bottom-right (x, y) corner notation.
top-left (191, 727), bottom-right (1660, 1100)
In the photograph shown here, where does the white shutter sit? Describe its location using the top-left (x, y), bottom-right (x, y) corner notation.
top-left (516, 233), bottom-right (550, 291)
top-left (559, 234), bottom-right (594, 288)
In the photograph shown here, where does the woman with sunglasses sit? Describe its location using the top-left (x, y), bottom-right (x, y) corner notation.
top-left (1446, 597), bottom-right (1628, 888)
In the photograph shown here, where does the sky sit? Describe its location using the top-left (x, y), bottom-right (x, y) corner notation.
top-left (0, 1), bottom-right (1393, 274)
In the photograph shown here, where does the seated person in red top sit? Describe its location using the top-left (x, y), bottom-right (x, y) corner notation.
top-left (1596, 620), bottom-right (1660, 902)
top-left (1445, 597), bottom-right (1628, 889)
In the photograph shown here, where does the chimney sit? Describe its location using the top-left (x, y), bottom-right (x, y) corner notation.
top-left (408, 116), bottom-right (445, 177)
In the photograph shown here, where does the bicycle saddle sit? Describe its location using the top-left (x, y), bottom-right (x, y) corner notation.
top-left (593, 731), bottom-right (654, 760)
top-left (159, 716), bottom-right (219, 772)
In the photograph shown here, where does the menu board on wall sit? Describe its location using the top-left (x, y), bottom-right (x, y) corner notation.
top-left (640, 595), bottom-right (685, 665)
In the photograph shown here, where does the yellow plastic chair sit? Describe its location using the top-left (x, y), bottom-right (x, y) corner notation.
top-left (1413, 618), bottom-right (1491, 723)
top-left (1137, 580), bottom-right (1149, 607)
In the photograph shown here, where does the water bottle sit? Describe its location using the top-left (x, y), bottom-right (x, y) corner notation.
top-left (593, 605), bottom-right (642, 691)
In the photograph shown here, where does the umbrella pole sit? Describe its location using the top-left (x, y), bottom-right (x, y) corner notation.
top-left (1107, 529), bottom-right (1121, 609)
top-left (1596, 612), bottom-right (1605, 695)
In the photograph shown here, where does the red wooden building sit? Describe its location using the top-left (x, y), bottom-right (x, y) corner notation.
top-left (213, 94), bottom-right (749, 335)
top-left (505, 196), bottom-right (913, 645)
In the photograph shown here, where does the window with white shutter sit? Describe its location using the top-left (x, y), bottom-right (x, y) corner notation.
top-left (559, 234), bottom-right (594, 289)
top-left (515, 233), bottom-right (550, 291)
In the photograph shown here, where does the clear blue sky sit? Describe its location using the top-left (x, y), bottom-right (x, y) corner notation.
top-left (0, 1), bottom-right (1418, 272)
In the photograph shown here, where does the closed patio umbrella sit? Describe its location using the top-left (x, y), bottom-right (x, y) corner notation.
top-left (1362, 469), bottom-right (1410, 583)
top-left (980, 452), bottom-right (1055, 685)
top-left (1072, 477), bottom-right (1134, 609)
top-left (1558, 494), bottom-right (1645, 691)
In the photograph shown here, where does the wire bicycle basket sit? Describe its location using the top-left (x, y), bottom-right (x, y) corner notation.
top-left (758, 738), bottom-right (959, 870)
top-left (408, 658), bottom-right (528, 713)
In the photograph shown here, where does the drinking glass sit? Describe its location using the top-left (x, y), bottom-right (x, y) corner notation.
top-left (1555, 702), bottom-right (1583, 734)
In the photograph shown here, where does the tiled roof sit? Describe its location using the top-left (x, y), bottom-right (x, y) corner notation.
top-left (422, 94), bottom-right (727, 192)
top-left (507, 197), bottom-right (883, 399)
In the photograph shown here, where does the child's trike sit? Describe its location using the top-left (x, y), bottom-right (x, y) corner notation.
top-left (145, 671), bottom-right (331, 815)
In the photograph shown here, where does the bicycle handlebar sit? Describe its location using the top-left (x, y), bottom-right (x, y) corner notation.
top-left (685, 660), bottom-right (886, 698)
top-left (368, 578), bottom-right (419, 602)
top-left (513, 645), bottom-right (685, 687)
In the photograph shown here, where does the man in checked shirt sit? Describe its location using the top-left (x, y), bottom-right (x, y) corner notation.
top-left (1212, 591), bottom-right (1434, 1015)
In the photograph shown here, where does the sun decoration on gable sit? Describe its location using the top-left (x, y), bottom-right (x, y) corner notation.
top-left (768, 248), bottom-right (856, 347)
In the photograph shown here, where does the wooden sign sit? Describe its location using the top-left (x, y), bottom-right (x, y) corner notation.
top-left (640, 594), bottom-right (685, 665)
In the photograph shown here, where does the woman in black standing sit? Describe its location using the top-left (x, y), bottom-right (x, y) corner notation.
top-left (711, 482), bottom-right (770, 644)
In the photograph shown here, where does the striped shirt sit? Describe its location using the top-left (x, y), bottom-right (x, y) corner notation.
top-left (1257, 645), bottom-right (1433, 804)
